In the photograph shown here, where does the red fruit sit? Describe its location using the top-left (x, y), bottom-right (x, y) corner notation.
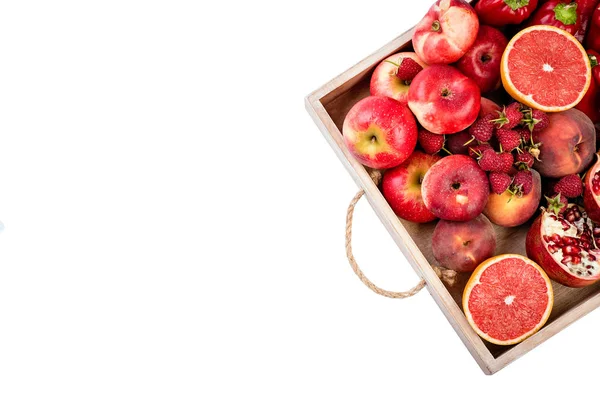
top-left (531, 109), bottom-right (596, 178)
top-left (445, 130), bottom-right (472, 155)
top-left (492, 103), bottom-right (522, 129)
top-left (412, 0), bottom-right (479, 65)
top-left (418, 128), bottom-right (445, 154)
top-left (546, 193), bottom-right (568, 216)
top-left (495, 128), bottom-right (521, 151)
top-left (531, 109), bottom-right (550, 132)
top-left (455, 25), bottom-right (508, 93)
top-left (515, 152), bottom-right (535, 168)
top-left (479, 149), bottom-right (513, 172)
top-left (469, 115), bottom-right (494, 142)
top-left (468, 143), bottom-right (492, 159)
top-left (554, 174), bottom-right (583, 198)
top-left (484, 169), bottom-right (542, 227)
top-left (512, 170), bottom-right (533, 195)
top-left (408, 65), bottom-right (481, 134)
top-left (432, 215), bottom-right (496, 272)
top-left (526, 204), bottom-right (600, 288)
top-left (422, 155), bottom-right (490, 222)
top-left (516, 127), bottom-right (531, 143)
top-left (489, 171), bottom-right (512, 194)
top-left (382, 151), bottom-right (441, 223)
top-left (583, 155), bottom-right (600, 223)
top-left (394, 58), bottom-right (424, 81)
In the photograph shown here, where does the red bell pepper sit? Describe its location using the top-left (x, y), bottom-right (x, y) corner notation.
top-left (527, 0), bottom-right (598, 42)
top-left (526, 0), bottom-right (581, 37)
top-left (575, 49), bottom-right (600, 122)
top-left (586, 3), bottom-right (600, 52)
top-left (475, 0), bottom-right (539, 26)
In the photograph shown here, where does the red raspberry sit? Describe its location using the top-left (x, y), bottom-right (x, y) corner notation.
top-left (554, 174), bottom-right (583, 198)
top-left (417, 129), bottom-right (445, 154)
top-left (468, 143), bottom-right (492, 159)
top-left (515, 152), bottom-right (534, 168)
top-left (468, 114), bottom-right (495, 142)
top-left (479, 149), bottom-right (513, 173)
top-left (387, 57), bottom-right (423, 81)
top-left (489, 171), bottom-right (512, 194)
top-left (515, 127), bottom-right (531, 143)
top-left (492, 103), bottom-right (522, 129)
top-left (512, 170), bottom-right (533, 195)
top-left (495, 129), bottom-right (521, 151)
top-left (531, 110), bottom-right (549, 132)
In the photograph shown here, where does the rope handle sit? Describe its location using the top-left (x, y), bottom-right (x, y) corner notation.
top-left (344, 170), bottom-right (457, 299)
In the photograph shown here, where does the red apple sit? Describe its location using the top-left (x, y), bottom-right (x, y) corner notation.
top-left (343, 96), bottom-right (417, 169)
top-left (412, 0), bottom-right (479, 65)
top-left (382, 151), bottom-right (441, 223)
top-left (432, 214), bottom-right (496, 272)
top-left (456, 25), bottom-right (508, 93)
top-left (370, 52), bottom-right (428, 104)
top-left (408, 65), bottom-right (481, 134)
top-left (422, 155), bottom-right (489, 221)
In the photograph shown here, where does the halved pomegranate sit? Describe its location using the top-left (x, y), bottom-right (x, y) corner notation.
top-left (526, 204), bottom-right (600, 288)
top-left (583, 154), bottom-right (600, 223)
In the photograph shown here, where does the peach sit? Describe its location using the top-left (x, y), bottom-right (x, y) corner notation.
top-left (412, 0), bottom-right (479, 65)
top-left (432, 214), bottom-right (496, 272)
top-left (422, 155), bottom-right (489, 221)
top-left (532, 108), bottom-right (596, 178)
top-left (483, 169), bottom-right (542, 227)
top-left (370, 52), bottom-right (428, 104)
top-left (408, 65), bottom-right (481, 134)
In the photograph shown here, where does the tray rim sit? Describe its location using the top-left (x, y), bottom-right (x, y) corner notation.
top-left (304, 17), bottom-right (600, 375)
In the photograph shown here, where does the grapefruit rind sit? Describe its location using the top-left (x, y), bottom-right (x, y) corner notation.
top-left (500, 25), bottom-right (591, 113)
top-left (462, 254), bottom-right (554, 346)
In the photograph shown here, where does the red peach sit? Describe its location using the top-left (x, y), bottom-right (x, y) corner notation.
top-left (432, 214), bottom-right (496, 272)
top-left (412, 0), bottom-right (479, 65)
top-left (483, 169), bottom-right (542, 227)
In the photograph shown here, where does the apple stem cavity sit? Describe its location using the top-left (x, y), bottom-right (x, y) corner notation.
top-left (431, 20), bottom-right (441, 32)
top-left (452, 182), bottom-right (461, 190)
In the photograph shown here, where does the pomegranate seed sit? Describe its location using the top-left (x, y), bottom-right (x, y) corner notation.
top-left (562, 255), bottom-right (573, 264)
top-left (551, 234), bottom-right (562, 243)
top-left (543, 235), bottom-right (551, 243)
top-left (589, 255), bottom-right (597, 261)
top-left (574, 209), bottom-right (582, 219)
top-left (566, 213), bottom-right (576, 223)
top-left (548, 245), bottom-right (559, 254)
top-left (563, 245), bottom-right (581, 256)
top-left (563, 237), bottom-right (575, 245)
top-left (594, 227), bottom-right (600, 236)
top-left (549, 214), bottom-right (558, 221)
top-left (561, 220), bottom-right (571, 230)
top-left (572, 256), bottom-right (582, 264)
top-left (596, 238), bottom-right (600, 247)
top-left (582, 242), bottom-right (591, 250)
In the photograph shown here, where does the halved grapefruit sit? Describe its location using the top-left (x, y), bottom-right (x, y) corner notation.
top-left (501, 25), bottom-right (591, 112)
top-left (463, 254), bottom-right (554, 346)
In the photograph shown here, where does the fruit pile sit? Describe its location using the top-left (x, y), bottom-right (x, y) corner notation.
top-left (342, 0), bottom-right (600, 346)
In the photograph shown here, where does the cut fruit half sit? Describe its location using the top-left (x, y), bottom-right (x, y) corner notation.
top-left (501, 25), bottom-right (591, 112)
top-left (463, 254), bottom-right (554, 346)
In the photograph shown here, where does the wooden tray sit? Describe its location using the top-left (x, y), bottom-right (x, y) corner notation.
top-left (304, 7), bottom-right (600, 375)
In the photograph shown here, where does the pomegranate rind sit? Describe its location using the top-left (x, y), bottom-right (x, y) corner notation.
top-left (526, 207), bottom-right (600, 288)
top-left (463, 254), bottom-right (553, 346)
top-left (583, 154), bottom-right (600, 224)
top-left (501, 25), bottom-right (591, 112)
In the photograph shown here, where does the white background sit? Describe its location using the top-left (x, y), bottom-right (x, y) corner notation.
top-left (0, 0), bottom-right (597, 398)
